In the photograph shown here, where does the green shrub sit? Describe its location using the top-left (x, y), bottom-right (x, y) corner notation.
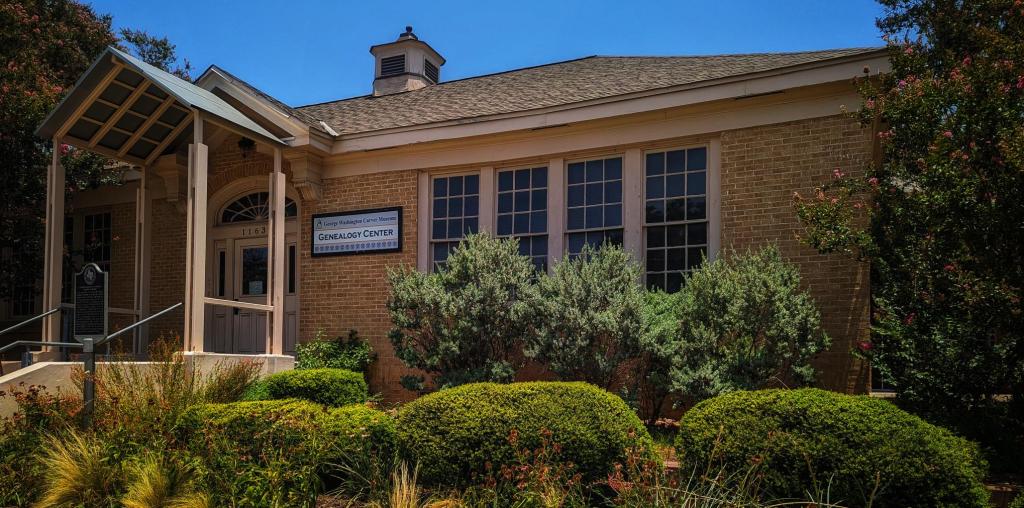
top-left (239, 379), bottom-right (271, 401)
top-left (262, 368), bottom-right (367, 407)
top-left (669, 246), bottom-right (829, 401)
top-left (179, 399), bottom-right (330, 507)
top-left (528, 243), bottom-right (646, 390)
top-left (179, 399), bottom-right (396, 505)
top-left (296, 329), bottom-right (375, 372)
top-left (396, 381), bottom-right (653, 487)
top-left (387, 233), bottom-right (541, 391)
top-left (319, 405), bottom-right (398, 497)
top-left (675, 389), bottom-right (989, 508)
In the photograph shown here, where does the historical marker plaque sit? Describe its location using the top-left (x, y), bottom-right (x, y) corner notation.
top-left (74, 263), bottom-right (108, 341)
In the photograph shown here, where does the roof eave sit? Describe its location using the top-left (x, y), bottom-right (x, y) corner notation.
top-left (331, 49), bottom-right (891, 153)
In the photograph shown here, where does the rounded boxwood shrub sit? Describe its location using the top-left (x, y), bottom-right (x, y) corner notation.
top-left (262, 368), bottom-right (367, 407)
top-left (675, 389), bottom-right (989, 508)
top-left (396, 381), bottom-right (653, 486)
top-left (321, 404), bottom-right (397, 469)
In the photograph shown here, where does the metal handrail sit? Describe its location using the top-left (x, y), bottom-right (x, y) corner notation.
top-left (0, 341), bottom-right (82, 354)
top-left (0, 307), bottom-right (62, 337)
top-left (100, 302), bottom-right (182, 345)
top-left (0, 302), bottom-right (181, 377)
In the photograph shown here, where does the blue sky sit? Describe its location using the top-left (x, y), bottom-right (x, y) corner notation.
top-left (85, 0), bottom-right (885, 106)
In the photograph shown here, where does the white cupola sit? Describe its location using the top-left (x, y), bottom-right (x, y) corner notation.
top-left (370, 26), bottom-right (445, 96)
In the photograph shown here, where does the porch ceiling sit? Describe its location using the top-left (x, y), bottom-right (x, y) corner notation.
top-left (36, 46), bottom-right (285, 166)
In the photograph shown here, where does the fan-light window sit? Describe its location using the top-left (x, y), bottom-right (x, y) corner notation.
top-left (220, 192), bottom-right (297, 224)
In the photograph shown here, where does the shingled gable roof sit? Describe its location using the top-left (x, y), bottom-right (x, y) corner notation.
top-left (198, 64), bottom-right (329, 134)
top-left (295, 47), bottom-right (884, 136)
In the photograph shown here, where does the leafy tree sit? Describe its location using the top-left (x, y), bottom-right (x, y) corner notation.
top-left (118, 28), bottom-right (192, 80)
top-left (526, 244), bottom-right (645, 390)
top-left (0, 0), bottom-right (115, 298)
top-left (0, 0), bottom-right (191, 303)
top-left (794, 0), bottom-right (1024, 418)
top-left (667, 245), bottom-right (830, 401)
top-left (386, 234), bottom-right (540, 392)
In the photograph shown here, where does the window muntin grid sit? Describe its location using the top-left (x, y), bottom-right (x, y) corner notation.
top-left (430, 173), bottom-right (480, 270)
top-left (565, 156), bottom-right (623, 257)
top-left (83, 212), bottom-right (112, 273)
top-left (497, 166), bottom-right (548, 271)
top-left (644, 146), bottom-right (708, 292)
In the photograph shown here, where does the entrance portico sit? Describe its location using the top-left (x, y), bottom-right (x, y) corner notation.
top-left (34, 46), bottom-right (294, 357)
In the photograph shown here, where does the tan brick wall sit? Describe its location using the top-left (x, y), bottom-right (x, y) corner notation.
top-left (720, 114), bottom-right (872, 393)
top-left (299, 170), bottom-right (420, 402)
top-left (108, 201), bottom-right (136, 349)
top-left (146, 197), bottom-right (186, 342)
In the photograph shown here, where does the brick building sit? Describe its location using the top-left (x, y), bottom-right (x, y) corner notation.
top-left (22, 28), bottom-right (888, 400)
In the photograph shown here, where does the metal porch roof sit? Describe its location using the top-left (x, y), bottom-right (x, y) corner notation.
top-left (36, 46), bottom-right (284, 166)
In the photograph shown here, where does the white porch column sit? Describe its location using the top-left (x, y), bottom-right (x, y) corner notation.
top-left (622, 149), bottom-right (644, 263)
top-left (478, 166), bottom-right (495, 233)
top-left (41, 138), bottom-right (65, 342)
top-left (184, 113), bottom-right (208, 352)
top-left (133, 168), bottom-right (151, 355)
top-left (267, 148), bottom-right (286, 355)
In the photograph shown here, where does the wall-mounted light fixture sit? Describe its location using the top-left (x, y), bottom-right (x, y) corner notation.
top-left (237, 137), bottom-right (256, 158)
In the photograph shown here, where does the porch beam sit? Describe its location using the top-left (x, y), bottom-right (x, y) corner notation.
top-left (88, 78), bottom-right (151, 149)
top-left (204, 297), bottom-right (272, 313)
top-left (54, 63), bottom-right (123, 140)
top-left (41, 138), bottom-right (65, 342)
top-left (118, 94), bottom-right (176, 158)
top-left (144, 112), bottom-right (192, 167)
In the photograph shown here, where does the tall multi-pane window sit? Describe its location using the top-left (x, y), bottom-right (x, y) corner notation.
top-left (644, 147), bottom-right (708, 292)
top-left (497, 167), bottom-right (548, 271)
top-left (83, 212), bottom-right (112, 273)
top-left (565, 156), bottom-right (623, 257)
top-left (431, 174), bottom-right (480, 270)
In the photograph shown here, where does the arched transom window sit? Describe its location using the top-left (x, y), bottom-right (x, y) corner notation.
top-left (220, 192), bottom-right (297, 224)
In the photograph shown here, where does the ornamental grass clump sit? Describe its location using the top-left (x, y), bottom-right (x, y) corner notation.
top-left (675, 388), bottom-right (989, 508)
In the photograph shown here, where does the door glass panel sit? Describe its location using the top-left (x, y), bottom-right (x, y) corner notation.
top-left (241, 247), bottom-right (268, 296)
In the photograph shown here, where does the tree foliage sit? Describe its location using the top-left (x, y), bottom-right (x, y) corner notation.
top-left (665, 245), bottom-right (830, 400)
top-left (0, 0), bottom-right (115, 297)
top-left (386, 234), bottom-right (540, 391)
top-left (794, 0), bottom-right (1024, 417)
top-left (0, 0), bottom-right (191, 300)
top-left (527, 243), bottom-right (646, 390)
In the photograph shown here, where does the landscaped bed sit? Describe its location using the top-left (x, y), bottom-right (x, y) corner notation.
top-left (0, 350), bottom-right (994, 507)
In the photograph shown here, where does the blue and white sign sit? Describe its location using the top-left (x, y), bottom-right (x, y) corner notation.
top-left (311, 207), bottom-right (402, 257)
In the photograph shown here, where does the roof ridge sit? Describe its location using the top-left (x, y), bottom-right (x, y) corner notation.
top-left (295, 55), bottom-right (601, 109)
top-left (295, 47), bottom-right (884, 112)
top-left (589, 47), bottom-right (885, 59)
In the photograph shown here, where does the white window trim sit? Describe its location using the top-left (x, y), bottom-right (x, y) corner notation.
top-left (415, 141), bottom-right (719, 274)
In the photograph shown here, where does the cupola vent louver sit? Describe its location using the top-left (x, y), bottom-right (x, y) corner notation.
top-left (424, 59), bottom-right (439, 83)
top-left (380, 55), bottom-right (406, 77)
